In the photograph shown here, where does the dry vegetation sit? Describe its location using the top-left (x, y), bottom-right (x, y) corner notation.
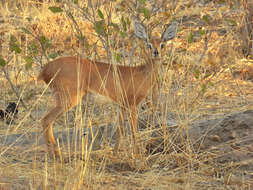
top-left (0, 0), bottom-right (253, 189)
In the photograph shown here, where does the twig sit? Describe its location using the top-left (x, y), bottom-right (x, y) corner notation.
top-left (198, 29), bottom-right (213, 63)
top-left (24, 29), bottom-right (49, 64)
top-left (66, 11), bottom-right (86, 57)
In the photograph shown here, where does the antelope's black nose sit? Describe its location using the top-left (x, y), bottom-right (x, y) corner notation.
top-left (153, 49), bottom-right (159, 57)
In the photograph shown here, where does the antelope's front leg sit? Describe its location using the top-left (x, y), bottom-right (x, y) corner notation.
top-left (129, 106), bottom-right (140, 157)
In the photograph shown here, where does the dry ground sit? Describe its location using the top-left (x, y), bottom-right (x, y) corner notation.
top-left (0, 0), bottom-right (253, 189)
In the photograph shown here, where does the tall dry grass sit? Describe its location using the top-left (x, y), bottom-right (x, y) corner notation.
top-left (0, 0), bottom-right (252, 189)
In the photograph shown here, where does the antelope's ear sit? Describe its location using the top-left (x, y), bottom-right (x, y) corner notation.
top-left (134, 20), bottom-right (148, 41)
top-left (161, 21), bottom-right (178, 42)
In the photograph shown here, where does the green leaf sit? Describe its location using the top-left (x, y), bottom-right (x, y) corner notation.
top-left (97, 9), bottom-right (104, 20)
top-left (25, 62), bottom-right (32, 70)
top-left (24, 56), bottom-right (33, 70)
top-left (188, 32), bottom-right (194, 43)
top-left (73, 0), bottom-right (78, 4)
top-left (120, 31), bottom-right (127, 38)
top-left (142, 8), bottom-right (151, 20)
top-left (40, 35), bottom-right (47, 45)
top-left (48, 6), bottom-right (63, 13)
top-left (10, 35), bottom-right (21, 54)
top-left (193, 69), bottom-right (200, 79)
top-left (110, 23), bottom-right (120, 31)
top-left (20, 27), bottom-right (32, 35)
top-left (138, 7), bottom-right (151, 20)
top-left (49, 52), bottom-right (58, 59)
top-left (24, 56), bottom-right (33, 64)
top-left (199, 29), bottom-right (205, 36)
top-left (202, 15), bottom-right (210, 24)
top-left (11, 44), bottom-right (22, 53)
top-left (40, 35), bottom-right (51, 48)
top-left (0, 57), bottom-right (7, 67)
top-left (26, 17), bottom-right (32, 22)
top-left (114, 53), bottom-right (121, 63)
top-left (121, 16), bottom-right (127, 32)
top-left (201, 84), bottom-right (207, 93)
top-left (217, 0), bottom-right (225, 4)
top-left (84, 42), bottom-right (90, 50)
top-left (208, 81), bottom-right (214, 87)
top-left (28, 42), bottom-right (39, 55)
top-left (224, 18), bottom-right (237, 26)
top-left (126, 17), bottom-right (131, 26)
top-left (94, 20), bottom-right (106, 36)
top-left (138, 0), bottom-right (146, 4)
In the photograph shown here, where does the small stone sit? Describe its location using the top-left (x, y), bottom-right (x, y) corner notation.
top-left (208, 135), bottom-right (222, 142)
top-left (231, 131), bottom-right (237, 139)
top-left (247, 144), bottom-right (253, 152)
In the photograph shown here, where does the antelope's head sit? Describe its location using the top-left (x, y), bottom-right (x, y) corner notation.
top-left (134, 20), bottom-right (178, 59)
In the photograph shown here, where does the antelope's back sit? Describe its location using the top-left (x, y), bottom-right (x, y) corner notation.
top-left (37, 57), bottom-right (83, 85)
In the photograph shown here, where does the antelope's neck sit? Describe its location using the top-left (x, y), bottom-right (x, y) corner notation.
top-left (141, 58), bottom-right (160, 75)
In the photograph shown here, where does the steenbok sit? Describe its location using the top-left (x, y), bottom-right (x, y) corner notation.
top-left (37, 20), bottom-right (178, 157)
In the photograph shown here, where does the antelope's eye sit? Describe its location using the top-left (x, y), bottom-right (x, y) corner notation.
top-left (148, 43), bottom-right (153, 49)
top-left (160, 43), bottom-right (165, 49)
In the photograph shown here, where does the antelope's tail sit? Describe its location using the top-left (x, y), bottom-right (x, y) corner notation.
top-left (37, 69), bottom-right (45, 82)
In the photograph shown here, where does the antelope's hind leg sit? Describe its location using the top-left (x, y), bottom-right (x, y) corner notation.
top-left (41, 90), bottom-right (79, 157)
top-left (42, 105), bottom-right (64, 156)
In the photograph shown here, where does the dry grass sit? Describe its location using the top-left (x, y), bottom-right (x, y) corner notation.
top-left (0, 0), bottom-right (253, 189)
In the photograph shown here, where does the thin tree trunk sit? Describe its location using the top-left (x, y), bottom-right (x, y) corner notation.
top-left (242, 0), bottom-right (253, 57)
